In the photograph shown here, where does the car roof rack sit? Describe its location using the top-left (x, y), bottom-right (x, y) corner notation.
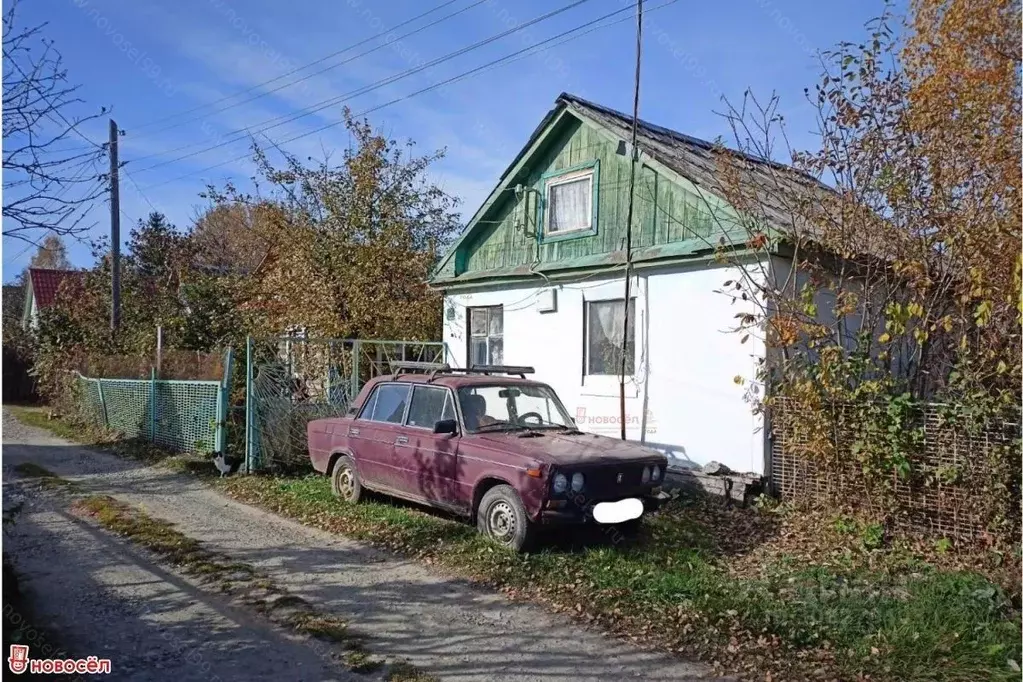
top-left (468, 364), bottom-right (535, 378)
top-left (390, 362), bottom-right (451, 380)
top-left (388, 362), bottom-right (536, 381)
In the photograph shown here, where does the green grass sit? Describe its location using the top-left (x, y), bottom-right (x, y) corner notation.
top-left (217, 474), bottom-right (1022, 681)
top-left (16, 408), bottom-right (1022, 682)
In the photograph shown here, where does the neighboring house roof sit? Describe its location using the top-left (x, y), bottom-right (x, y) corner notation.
top-left (27, 268), bottom-right (85, 308)
top-left (22, 268), bottom-right (86, 326)
top-left (431, 92), bottom-right (829, 288)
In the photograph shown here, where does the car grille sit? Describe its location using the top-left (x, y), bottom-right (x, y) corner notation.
top-left (579, 463), bottom-right (651, 500)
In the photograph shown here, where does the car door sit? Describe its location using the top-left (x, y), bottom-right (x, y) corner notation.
top-left (350, 382), bottom-right (411, 491)
top-left (396, 384), bottom-right (461, 508)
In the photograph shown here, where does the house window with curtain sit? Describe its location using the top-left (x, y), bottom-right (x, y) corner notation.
top-left (468, 306), bottom-right (503, 366)
top-left (545, 168), bottom-right (594, 235)
top-left (584, 299), bottom-right (635, 376)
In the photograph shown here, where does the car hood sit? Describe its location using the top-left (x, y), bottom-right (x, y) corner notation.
top-left (473, 430), bottom-right (666, 467)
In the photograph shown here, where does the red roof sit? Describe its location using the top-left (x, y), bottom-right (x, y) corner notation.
top-left (28, 268), bottom-right (85, 309)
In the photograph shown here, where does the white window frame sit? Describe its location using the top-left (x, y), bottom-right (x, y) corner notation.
top-left (584, 298), bottom-right (636, 378)
top-left (579, 278), bottom-right (644, 398)
top-left (544, 168), bottom-right (594, 236)
top-left (467, 305), bottom-right (503, 366)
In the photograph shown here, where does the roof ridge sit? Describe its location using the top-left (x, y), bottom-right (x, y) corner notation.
top-left (27, 266), bottom-right (83, 274)
top-left (556, 91), bottom-right (815, 177)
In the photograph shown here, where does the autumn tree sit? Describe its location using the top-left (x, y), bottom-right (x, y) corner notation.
top-left (714, 0), bottom-right (1020, 404)
top-left (706, 0), bottom-right (1020, 535)
top-left (27, 233), bottom-right (71, 271)
top-left (189, 201), bottom-right (272, 275)
top-left (214, 108), bottom-right (461, 341)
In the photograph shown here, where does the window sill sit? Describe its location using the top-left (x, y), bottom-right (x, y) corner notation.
top-left (581, 375), bottom-right (639, 399)
top-left (540, 226), bottom-right (597, 244)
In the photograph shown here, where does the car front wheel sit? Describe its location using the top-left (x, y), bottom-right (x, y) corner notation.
top-left (330, 455), bottom-right (363, 504)
top-left (477, 485), bottom-right (532, 551)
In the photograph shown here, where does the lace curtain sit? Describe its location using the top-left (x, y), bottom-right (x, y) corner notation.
top-left (548, 177), bottom-right (591, 232)
top-left (587, 299), bottom-right (634, 375)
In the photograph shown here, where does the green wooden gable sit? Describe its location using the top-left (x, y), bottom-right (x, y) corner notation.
top-left (431, 93), bottom-right (800, 290)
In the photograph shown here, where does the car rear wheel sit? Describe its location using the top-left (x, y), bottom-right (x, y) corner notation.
top-left (477, 485), bottom-right (532, 552)
top-left (331, 455), bottom-right (363, 504)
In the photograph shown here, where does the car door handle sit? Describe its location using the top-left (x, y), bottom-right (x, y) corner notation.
top-left (394, 436), bottom-right (409, 445)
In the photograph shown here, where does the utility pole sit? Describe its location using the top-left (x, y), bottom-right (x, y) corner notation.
top-left (619, 0), bottom-right (643, 441)
top-left (109, 118), bottom-right (121, 332)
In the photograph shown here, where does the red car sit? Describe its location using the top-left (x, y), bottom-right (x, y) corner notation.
top-left (307, 364), bottom-right (669, 550)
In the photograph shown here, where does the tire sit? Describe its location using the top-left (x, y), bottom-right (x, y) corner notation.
top-left (477, 485), bottom-right (533, 551)
top-left (330, 455), bottom-right (363, 504)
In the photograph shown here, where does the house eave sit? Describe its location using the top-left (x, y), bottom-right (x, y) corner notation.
top-left (431, 243), bottom-right (770, 292)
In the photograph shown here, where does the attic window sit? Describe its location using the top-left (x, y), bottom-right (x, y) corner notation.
top-left (545, 168), bottom-right (594, 235)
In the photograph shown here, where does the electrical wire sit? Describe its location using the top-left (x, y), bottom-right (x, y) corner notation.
top-left (137, 0), bottom-right (677, 191)
top-left (122, 167), bottom-right (159, 213)
top-left (129, 0), bottom-right (489, 147)
top-left (129, 0), bottom-right (598, 175)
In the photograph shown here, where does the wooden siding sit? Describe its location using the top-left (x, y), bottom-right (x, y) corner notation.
top-left (459, 114), bottom-right (736, 277)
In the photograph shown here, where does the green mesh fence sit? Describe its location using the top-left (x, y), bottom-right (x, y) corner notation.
top-left (75, 349), bottom-right (234, 455)
top-left (245, 338), bottom-right (448, 472)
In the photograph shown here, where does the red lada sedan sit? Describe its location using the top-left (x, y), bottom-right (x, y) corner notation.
top-left (307, 364), bottom-right (669, 551)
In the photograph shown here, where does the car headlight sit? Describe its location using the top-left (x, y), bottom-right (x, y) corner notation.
top-left (553, 473), bottom-right (568, 494)
top-left (570, 472), bottom-right (585, 492)
top-left (651, 465), bottom-right (662, 482)
top-left (641, 466), bottom-right (651, 484)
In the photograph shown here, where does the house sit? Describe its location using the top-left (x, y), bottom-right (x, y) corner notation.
top-left (429, 93), bottom-right (834, 477)
top-left (21, 268), bottom-right (85, 330)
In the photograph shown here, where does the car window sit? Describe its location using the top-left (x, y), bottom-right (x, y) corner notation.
top-left (360, 383), bottom-right (411, 424)
top-left (457, 383), bottom-right (574, 432)
top-left (405, 386), bottom-right (456, 429)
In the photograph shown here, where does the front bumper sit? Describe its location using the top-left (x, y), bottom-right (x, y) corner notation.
top-left (537, 488), bottom-right (670, 525)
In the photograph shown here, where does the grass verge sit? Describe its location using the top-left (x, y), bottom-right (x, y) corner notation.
top-left (14, 406), bottom-right (1022, 682)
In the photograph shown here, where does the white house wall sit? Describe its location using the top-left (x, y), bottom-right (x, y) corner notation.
top-left (442, 263), bottom-right (767, 474)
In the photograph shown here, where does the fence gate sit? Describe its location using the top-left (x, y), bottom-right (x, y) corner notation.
top-left (244, 338), bottom-right (448, 472)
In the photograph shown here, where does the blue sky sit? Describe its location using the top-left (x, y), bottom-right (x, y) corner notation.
top-left (2, 0), bottom-right (898, 281)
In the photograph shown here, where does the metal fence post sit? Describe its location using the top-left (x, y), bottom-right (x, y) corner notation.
top-left (245, 336), bottom-right (253, 473)
top-left (96, 378), bottom-right (109, 428)
top-left (149, 368), bottom-right (157, 442)
top-left (216, 347), bottom-right (233, 454)
top-left (351, 339), bottom-right (361, 401)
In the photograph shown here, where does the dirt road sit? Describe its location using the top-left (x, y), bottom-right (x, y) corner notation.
top-left (3, 409), bottom-right (718, 682)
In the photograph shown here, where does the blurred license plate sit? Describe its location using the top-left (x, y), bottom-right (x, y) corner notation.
top-left (592, 498), bottom-right (642, 524)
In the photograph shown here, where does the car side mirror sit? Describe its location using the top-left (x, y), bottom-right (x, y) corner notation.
top-left (433, 419), bottom-right (458, 435)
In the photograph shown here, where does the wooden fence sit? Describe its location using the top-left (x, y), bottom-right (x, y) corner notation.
top-left (769, 397), bottom-right (1021, 542)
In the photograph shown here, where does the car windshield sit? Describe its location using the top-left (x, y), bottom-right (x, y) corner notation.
top-left (457, 383), bottom-right (575, 433)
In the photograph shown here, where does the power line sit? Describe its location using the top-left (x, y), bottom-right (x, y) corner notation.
top-left (130, 0), bottom-right (466, 134)
top-left (129, 0), bottom-right (597, 175)
top-left (122, 167), bottom-right (158, 213)
top-left (138, 0), bottom-right (675, 192)
top-left (129, 0), bottom-right (487, 146)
